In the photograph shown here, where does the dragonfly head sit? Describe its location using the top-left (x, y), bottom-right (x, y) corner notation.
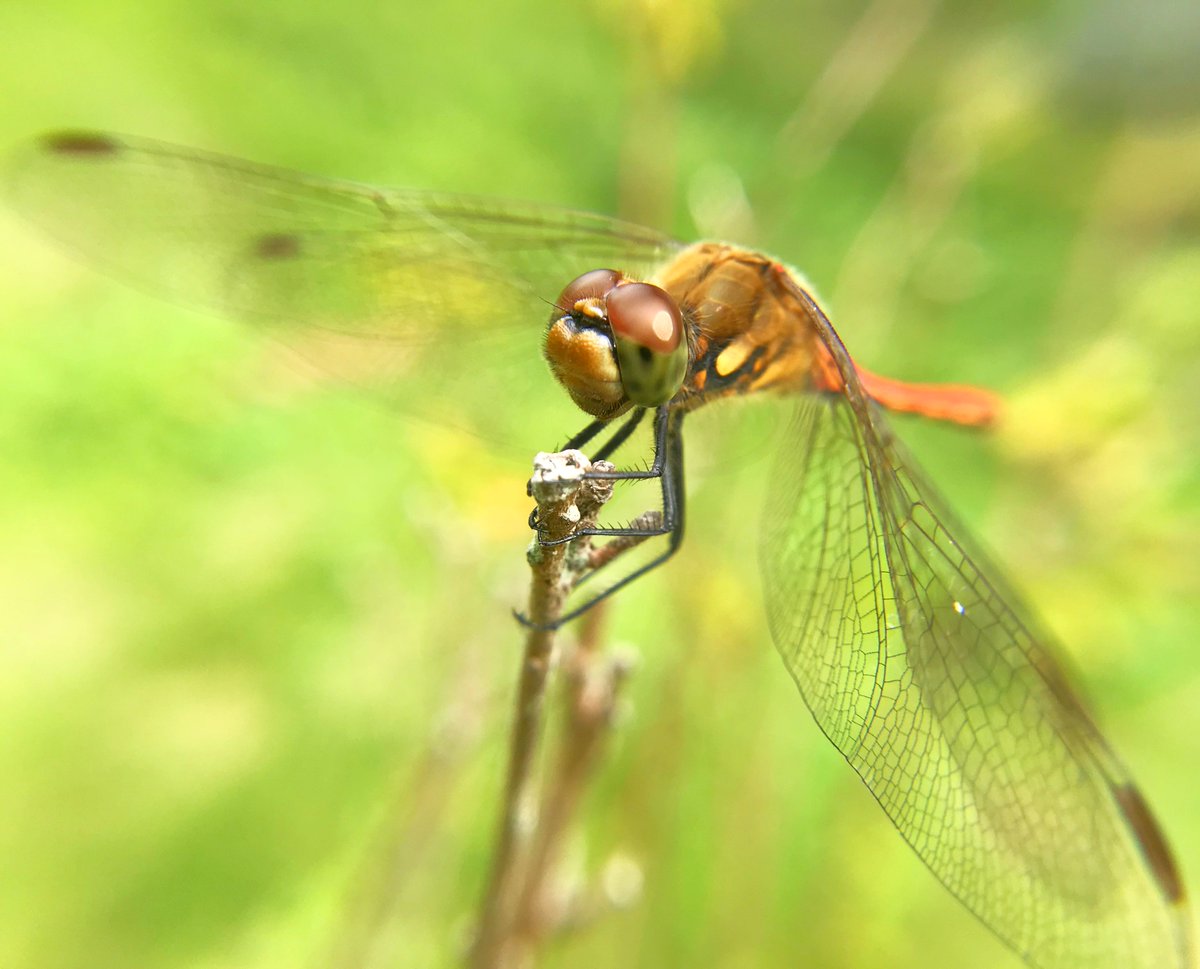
top-left (544, 269), bottom-right (688, 419)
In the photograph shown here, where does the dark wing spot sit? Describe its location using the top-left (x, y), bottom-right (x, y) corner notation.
top-left (1113, 782), bottom-right (1185, 904)
top-left (41, 131), bottom-right (120, 157)
top-left (254, 233), bottom-right (302, 260)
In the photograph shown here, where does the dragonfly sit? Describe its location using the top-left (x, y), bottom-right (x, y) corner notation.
top-left (5, 131), bottom-right (1192, 969)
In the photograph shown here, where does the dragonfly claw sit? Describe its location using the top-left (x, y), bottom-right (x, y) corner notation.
top-left (528, 504), bottom-right (578, 547)
top-left (511, 607), bottom-right (560, 632)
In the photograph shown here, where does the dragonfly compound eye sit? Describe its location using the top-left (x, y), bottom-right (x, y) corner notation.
top-left (605, 282), bottom-right (688, 406)
top-left (556, 268), bottom-right (624, 311)
top-left (544, 268), bottom-right (632, 420)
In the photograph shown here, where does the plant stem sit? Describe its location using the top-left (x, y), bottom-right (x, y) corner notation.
top-left (467, 450), bottom-right (614, 969)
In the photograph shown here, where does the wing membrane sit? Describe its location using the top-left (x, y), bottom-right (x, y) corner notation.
top-left (759, 291), bottom-right (1191, 968)
top-left (5, 131), bottom-right (681, 452)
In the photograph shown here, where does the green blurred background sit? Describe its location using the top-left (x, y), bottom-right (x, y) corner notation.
top-left (1, 1), bottom-right (1197, 967)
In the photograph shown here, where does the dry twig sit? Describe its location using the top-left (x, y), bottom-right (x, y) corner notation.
top-left (468, 448), bottom-right (647, 969)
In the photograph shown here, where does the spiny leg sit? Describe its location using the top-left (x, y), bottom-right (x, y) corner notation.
top-left (561, 406), bottom-right (647, 456)
top-left (591, 407), bottom-right (646, 460)
top-left (527, 408), bottom-right (649, 531)
top-left (519, 407), bottom-right (687, 629)
top-left (537, 406), bottom-right (676, 547)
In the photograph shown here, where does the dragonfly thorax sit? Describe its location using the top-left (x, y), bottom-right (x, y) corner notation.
top-left (543, 269), bottom-right (688, 420)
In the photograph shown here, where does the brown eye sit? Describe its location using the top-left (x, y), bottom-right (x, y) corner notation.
top-left (556, 268), bottom-right (623, 310)
top-left (605, 282), bottom-right (683, 353)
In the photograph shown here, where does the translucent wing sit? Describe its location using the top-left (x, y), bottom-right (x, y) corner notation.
top-left (759, 287), bottom-right (1192, 968)
top-left (5, 131), bottom-right (682, 453)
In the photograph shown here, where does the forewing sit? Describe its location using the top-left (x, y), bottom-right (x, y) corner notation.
top-left (759, 291), bottom-right (1191, 968)
top-left (5, 131), bottom-right (681, 452)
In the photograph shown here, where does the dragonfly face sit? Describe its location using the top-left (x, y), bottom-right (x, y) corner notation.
top-left (4, 130), bottom-right (1192, 969)
top-left (544, 268), bottom-right (687, 418)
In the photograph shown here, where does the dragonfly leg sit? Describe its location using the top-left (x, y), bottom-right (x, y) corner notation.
top-left (536, 406), bottom-right (676, 547)
top-left (562, 406), bottom-right (646, 454)
top-left (562, 417), bottom-right (606, 452)
top-left (527, 409), bottom-right (648, 531)
top-left (574, 407), bottom-right (685, 576)
top-left (516, 405), bottom-right (686, 623)
top-left (516, 408), bottom-right (686, 630)
top-left (590, 406), bottom-right (646, 460)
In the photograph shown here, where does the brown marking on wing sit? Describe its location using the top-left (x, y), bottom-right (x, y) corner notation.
top-left (253, 232), bottom-right (303, 260)
top-left (1113, 783), bottom-right (1187, 906)
top-left (41, 131), bottom-right (120, 156)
